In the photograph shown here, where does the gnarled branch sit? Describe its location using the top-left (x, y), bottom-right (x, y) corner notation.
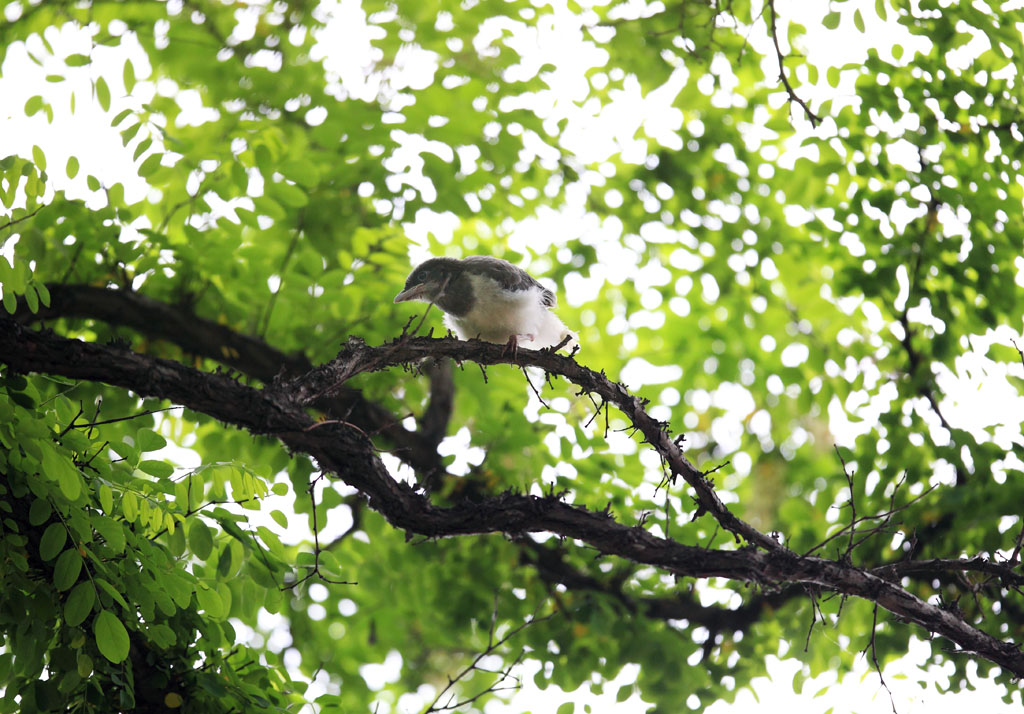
top-left (3, 319), bottom-right (1024, 678)
top-left (16, 283), bottom-right (446, 478)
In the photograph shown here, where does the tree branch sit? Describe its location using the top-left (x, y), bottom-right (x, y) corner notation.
top-left (15, 283), bottom-right (446, 478)
top-left (517, 534), bottom-right (802, 632)
top-left (294, 335), bottom-right (781, 552)
top-left (3, 319), bottom-right (1024, 678)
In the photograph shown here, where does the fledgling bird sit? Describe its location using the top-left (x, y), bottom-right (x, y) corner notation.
top-left (394, 256), bottom-right (577, 353)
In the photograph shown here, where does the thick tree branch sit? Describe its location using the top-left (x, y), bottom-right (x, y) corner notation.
top-left (518, 535), bottom-right (801, 631)
top-left (3, 320), bottom-right (1024, 678)
top-left (16, 284), bottom-right (445, 478)
top-left (873, 557), bottom-right (1024, 589)
top-left (294, 335), bottom-right (781, 552)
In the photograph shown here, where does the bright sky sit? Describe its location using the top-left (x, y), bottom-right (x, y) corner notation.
top-left (2, 0), bottom-right (1023, 712)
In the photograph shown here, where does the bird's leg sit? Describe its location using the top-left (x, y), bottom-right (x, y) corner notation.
top-left (501, 334), bottom-right (536, 361)
top-left (502, 334), bottom-right (520, 361)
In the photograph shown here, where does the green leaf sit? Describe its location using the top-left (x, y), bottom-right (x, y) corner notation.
top-left (65, 581), bottom-right (95, 627)
top-left (25, 95), bottom-right (44, 116)
top-left (133, 137), bottom-right (153, 162)
top-left (96, 76), bottom-right (110, 111)
top-left (556, 703), bottom-right (575, 714)
top-left (139, 459), bottom-right (174, 478)
top-left (110, 438), bottom-right (139, 466)
top-left (40, 522), bottom-right (67, 561)
top-left (24, 284), bottom-right (39, 313)
top-left (987, 343), bottom-right (1022, 363)
top-left (66, 156), bottom-right (80, 179)
top-left (270, 509), bottom-right (288, 528)
top-left (77, 653), bottom-right (93, 679)
top-left (189, 519), bottom-right (214, 560)
top-left (123, 60), bottom-right (136, 93)
top-left (136, 428), bottom-right (167, 452)
top-left (822, 11), bottom-right (840, 29)
top-left (122, 491), bottom-right (138, 522)
top-left (93, 610), bottom-right (130, 663)
top-left (87, 174), bottom-right (101, 191)
top-left (32, 145), bottom-right (46, 171)
top-left (65, 53), bottom-right (91, 67)
top-left (94, 577), bottom-right (131, 611)
top-left (29, 498), bottom-right (53, 528)
top-left (111, 108), bottom-right (132, 126)
top-left (53, 548), bottom-right (83, 591)
top-left (853, 9), bottom-right (865, 32)
top-left (32, 281), bottom-right (50, 307)
top-left (92, 514), bottom-right (126, 554)
top-left (138, 153), bottom-right (162, 177)
top-left (120, 122), bottom-right (141, 147)
top-left (271, 181), bottom-right (309, 208)
top-left (43, 448), bottom-right (82, 500)
top-left (196, 586), bottom-right (227, 618)
top-left (99, 484), bottom-right (114, 513)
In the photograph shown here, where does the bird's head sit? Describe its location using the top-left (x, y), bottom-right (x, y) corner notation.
top-left (394, 258), bottom-right (458, 305)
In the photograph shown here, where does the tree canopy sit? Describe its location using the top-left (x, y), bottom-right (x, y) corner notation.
top-left (1, 0), bottom-right (1023, 711)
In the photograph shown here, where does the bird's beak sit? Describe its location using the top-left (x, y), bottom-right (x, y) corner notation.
top-left (393, 283), bottom-right (432, 304)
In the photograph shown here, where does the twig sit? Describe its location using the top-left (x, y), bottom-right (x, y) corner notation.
top-left (702, 460), bottom-right (730, 478)
top-left (583, 393), bottom-right (604, 429)
top-left (767, 0), bottom-right (821, 128)
top-left (863, 604), bottom-right (898, 713)
top-left (423, 609), bottom-right (554, 713)
top-left (72, 406), bottom-right (180, 429)
top-left (1009, 519), bottom-right (1024, 568)
top-left (804, 480), bottom-right (935, 558)
top-left (1011, 339), bottom-right (1024, 370)
top-left (289, 473), bottom-right (357, 588)
top-left (803, 589), bottom-right (821, 652)
top-left (259, 221), bottom-right (303, 339)
top-left (304, 418), bottom-right (370, 440)
top-left (0, 206), bottom-right (43, 233)
top-left (521, 366), bottom-right (551, 409)
top-left (835, 445), bottom-right (857, 557)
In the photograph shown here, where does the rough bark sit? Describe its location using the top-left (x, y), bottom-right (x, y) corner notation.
top-left (16, 284), bottom-right (446, 478)
top-left (3, 317), bottom-right (1024, 677)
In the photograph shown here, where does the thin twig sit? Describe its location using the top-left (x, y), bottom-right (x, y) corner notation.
top-left (423, 609), bottom-right (554, 713)
top-left (767, 0), bottom-right (821, 128)
top-left (0, 206), bottom-right (43, 233)
top-left (521, 366), bottom-right (551, 409)
top-left (72, 406), bottom-right (180, 429)
top-left (289, 473), bottom-right (356, 588)
top-left (863, 604), bottom-right (898, 713)
top-left (804, 482), bottom-right (935, 557)
top-left (1009, 519), bottom-right (1024, 568)
top-left (835, 445), bottom-right (857, 557)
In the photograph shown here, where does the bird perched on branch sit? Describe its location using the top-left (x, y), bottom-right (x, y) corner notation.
top-left (394, 256), bottom-right (577, 353)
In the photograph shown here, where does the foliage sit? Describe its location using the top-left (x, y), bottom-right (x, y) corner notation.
top-left (1, 0), bottom-right (1023, 712)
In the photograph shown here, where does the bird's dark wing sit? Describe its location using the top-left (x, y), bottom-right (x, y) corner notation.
top-left (461, 256), bottom-right (557, 308)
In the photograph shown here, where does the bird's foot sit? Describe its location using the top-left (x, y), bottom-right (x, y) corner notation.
top-left (502, 334), bottom-right (520, 361)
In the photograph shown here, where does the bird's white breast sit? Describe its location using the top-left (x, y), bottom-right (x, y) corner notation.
top-left (445, 274), bottom-right (540, 342)
top-left (445, 274), bottom-right (577, 351)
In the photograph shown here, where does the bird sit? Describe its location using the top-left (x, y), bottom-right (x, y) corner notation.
top-left (394, 255), bottom-right (577, 353)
